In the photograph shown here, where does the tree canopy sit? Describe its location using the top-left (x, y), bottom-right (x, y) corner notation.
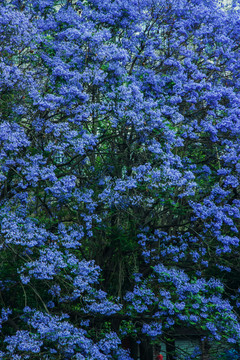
top-left (0, 0), bottom-right (240, 359)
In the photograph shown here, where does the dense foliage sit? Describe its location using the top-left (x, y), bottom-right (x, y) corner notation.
top-left (1, 0), bottom-right (240, 358)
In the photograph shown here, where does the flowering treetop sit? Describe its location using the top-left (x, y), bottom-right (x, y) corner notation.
top-left (0, 0), bottom-right (240, 359)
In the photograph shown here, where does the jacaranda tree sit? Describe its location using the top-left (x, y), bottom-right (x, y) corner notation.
top-left (1, 0), bottom-right (240, 358)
